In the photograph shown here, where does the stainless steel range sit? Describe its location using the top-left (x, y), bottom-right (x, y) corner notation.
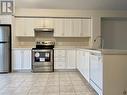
top-left (32, 41), bottom-right (55, 72)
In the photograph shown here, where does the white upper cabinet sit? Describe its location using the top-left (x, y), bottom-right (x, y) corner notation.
top-left (81, 19), bottom-right (91, 37)
top-left (15, 17), bottom-right (91, 37)
top-left (72, 19), bottom-right (82, 37)
top-left (34, 18), bottom-right (54, 28)
top-left (15, 18), bottom-right (54, 37)
top-left (44, 18), bottom-right (54, 28)
top-left (24, 18), bottom-right (35, 36)
top-left (15, 18), bottom-right (35, 37)
top-left (64, 19), bottom-right (73, 37)
top-left (53, 18), bottom-right (91, 37)
top-left (53, 18), bottom-right (64, 37)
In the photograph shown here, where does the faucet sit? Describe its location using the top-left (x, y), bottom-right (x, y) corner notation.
top-left (93, 36), bottom-right (104, 49)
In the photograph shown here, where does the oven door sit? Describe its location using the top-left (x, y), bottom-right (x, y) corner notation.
top-left (32, 49), bottom-right (53, 66)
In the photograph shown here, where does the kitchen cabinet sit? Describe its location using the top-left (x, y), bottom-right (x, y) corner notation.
top-left (76, 50), bottom-right (80, 70)
top-left (66, 50), bottom-right (76, 69)
top-left (15, 18), bottom-right (54, 37)
top-left (53, 18), bottom-right (91, 37)
top-left (89, 52), bottom-right (103, 95)
top-left (22, 50), bottom-right (32, 70)
top-left (82, 51), bottom-right (90, 82)
top-left (72, 19), bottom-right (82, 37)
top-left (12, 49), bottom-right (32, 71)
top-left (15, 18), bottom-right (35, 37)
top-left (64, 19), bottom-right (73, 37)
top-left (53, 19), bottom-right (64, 37)
top-left (0, 15), bottom-right (12, 24)
top-left (12, 49), bottom-right (22, 70)
top-left (54, 49), bottom-right (66, 69)
top-left (54, 49), bottom-right (76, 69)
top-left (81, 19), bottom-right (91, 37)
top-left (34, 18), bottom-right (54, 28)
top-left (76, 50), bottom-right (90, 82)
top-left (77, 49), bottom-right (127, 95)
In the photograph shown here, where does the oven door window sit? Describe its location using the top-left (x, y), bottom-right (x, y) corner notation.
top-left (34, 52), bottom-right (51, 62)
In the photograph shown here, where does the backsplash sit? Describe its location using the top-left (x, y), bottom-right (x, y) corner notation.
top-left (55, 37), bottom-right (89, 48)
top-left (14, 32), bottom-right (90, 48)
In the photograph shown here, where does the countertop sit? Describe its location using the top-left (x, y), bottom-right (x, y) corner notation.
top-left (54, 47), bottom-right (127, 55)
top-left (12, 48), bottom-right (32, 50)
top-left (13, 47), bottom-right (127, 55)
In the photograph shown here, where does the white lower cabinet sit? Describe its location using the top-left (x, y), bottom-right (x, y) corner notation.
top-left (22, 50), bottom-right (32, 70)
top-left (12, 49), bottom-right (22, 70)
top-left (76, 50), bottom-right (90, 82)
top-left (82, 51), bottom-right (90, 82)
top-left (54, 50), bottom-right (66, 69)
top-left (89, 52), bottom-right (103, 95)
top-left (66, 50), bottom-right (76, 69)
top-left (54, 49), bottom-right (76, 69)
top-left (12, 49), bottom-right (32, 71)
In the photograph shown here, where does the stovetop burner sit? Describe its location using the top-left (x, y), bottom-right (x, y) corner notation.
top-left (33, 41), bottom-right (55, 49)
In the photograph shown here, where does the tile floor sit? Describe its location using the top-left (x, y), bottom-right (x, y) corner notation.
top-left (0, 71), bottom-right (97, 95)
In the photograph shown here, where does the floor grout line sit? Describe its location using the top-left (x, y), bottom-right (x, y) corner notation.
top-left (0, 71), bottom-right (96, 95)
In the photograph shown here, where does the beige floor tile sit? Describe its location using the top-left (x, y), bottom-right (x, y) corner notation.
top-left (60, 85), bottom-right (74, 92)
top-left (72, 80), bottom-right (85, 86)
top-left (44, 92), bottom-right (59, 95)
top-left (0, 71), bottom-right (96, 95)
top-left (44, 86), bottom-right (59, 93)
top-left (60, 92), bottom-right (76, 95)
top-left (60, 80), bottom-right (72, 86)
top-left (73, 85), bottom-right (90, 92)
top-left (28, 87), bottom-right (45, 95)
top-left (46, 81), bottom-right (59, 86)
top-left (33, 81), bottom-right (47, 87)
top-left (76, 92), bottom-right (94, 95)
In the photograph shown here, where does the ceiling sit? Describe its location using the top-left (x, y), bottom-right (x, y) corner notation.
top-left (15, 0), bottom-right (127, 10)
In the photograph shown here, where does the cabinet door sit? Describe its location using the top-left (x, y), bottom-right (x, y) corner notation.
top-left (44, 18), bottom-right (54, 28)
top-left (54, 50), bottom-right (66, 69)
top-left (76, 50), bottom-right (80, 70)
top-left (12, 49), bottom-right (22, 70)
top-left (24, 18), bottom-right (35, 36)
top-left (15, 18), bottom-right (25, 36)
top-left (15, 18), bottom-right (35, 37)
top-left (76, 50), bottom-right (82, 71)
top-left (81, 19), bottom-right (91, 37)
top-left (22, 50), bottom-right (32, 70)
top-left (90, 53), bottom-right (102, 90)
top-left (54, 19), bottom-right (64, 37)
top-left (72, 19), bottom-right (82, 37)
top-left (54, 62), bottom-right (66, 69)
top-left (64, 19), bottom-right (73, 37)
top-left (34, 18), bottom-right (42, 28)
top-left (66, 50), bottom-right (76, 69)
top-left (54, 50), bottom-right (66, 57)
top-left (82, 51), bottom-right (90, 82)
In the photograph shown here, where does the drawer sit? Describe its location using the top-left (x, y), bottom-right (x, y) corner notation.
top-left (54, 50), bottom-right (66, 57)
top-left (54, 58), bottom-right (65, 62)
top-left (54, 62), bottom-right (65, 69)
